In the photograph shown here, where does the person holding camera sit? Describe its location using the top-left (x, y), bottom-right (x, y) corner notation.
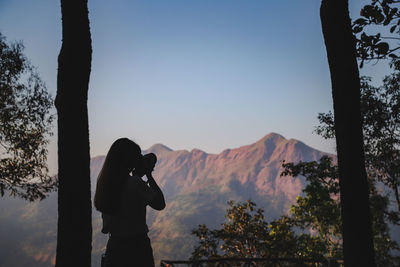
top-left (94, 138), bottom-right (166, 267)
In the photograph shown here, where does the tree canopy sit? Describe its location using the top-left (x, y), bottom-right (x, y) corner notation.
top-left (0, 32), bottom-right (55, 201)
top-left (352, 0), bottom-right (400, 69)
top-left (316, 74), bottom-right (400, 215)
top-left (282, 157), bottom-right (400, 266)
top-left (191, 155), bottom-right (400, 266)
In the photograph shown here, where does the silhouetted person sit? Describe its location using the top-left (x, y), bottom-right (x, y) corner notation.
top-left (94, 138), bottom-right (166, 267)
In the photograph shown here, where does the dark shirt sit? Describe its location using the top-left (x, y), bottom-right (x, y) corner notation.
top-left (102, 175), bottom-right (156, 236)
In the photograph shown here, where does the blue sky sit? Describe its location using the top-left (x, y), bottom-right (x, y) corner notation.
top-left (0, 0), bottom-right (386, 174)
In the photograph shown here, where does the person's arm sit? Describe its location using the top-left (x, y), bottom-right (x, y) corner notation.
top-left (146, 172), bottom-right (166, 211)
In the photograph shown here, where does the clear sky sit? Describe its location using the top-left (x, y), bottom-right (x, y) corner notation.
top-left (0, 0), bottom-right (387, 175)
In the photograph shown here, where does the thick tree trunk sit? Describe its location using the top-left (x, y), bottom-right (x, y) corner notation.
top-left (55, 0), bottom-right (92, 266)
top-left (320, 0), bottom-right (376, 266)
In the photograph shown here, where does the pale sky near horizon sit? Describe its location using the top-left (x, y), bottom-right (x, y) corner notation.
top-left (0, 0), bottom-right (389, 175)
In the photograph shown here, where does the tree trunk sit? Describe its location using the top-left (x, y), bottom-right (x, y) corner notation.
top-left (55, 0), bottom-right (92, 266)
top-left (320, 0), bottom-right (376, 266)
top-left (394, 183), bottom-right (400, 214)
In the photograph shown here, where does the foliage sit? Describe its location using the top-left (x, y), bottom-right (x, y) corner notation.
top-left (281, 53), bottom-right (400, 265)
top-left (282, 157), bottom-right (400, 266)
top-left (0, 32), bottom-right (55, 201)
top-left (191, 200), bottom-right (335, 266)
top-left (191, 155), bottom-right (400, 266)
top-left (316, 74), bottom-right (400, 215)
top-left (219, 200), bottom-right (271, 259)
top-left (191, 200), bottom-right (273, 262)
top-left (352, 0), bottom-right (400, 69)
top-left (281, 156), bottom-right (342, 259)
top-left (369, 182), bottom-right (400, 266)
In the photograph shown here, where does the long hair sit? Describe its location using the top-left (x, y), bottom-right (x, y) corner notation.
top-left (94, 138), bottom-right (141, 213)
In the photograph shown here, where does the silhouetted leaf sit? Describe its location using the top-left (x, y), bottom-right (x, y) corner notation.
top-left (354, 18), bottom-right (368, 25)
top-left (376, 42), bottom-right (389, 55)
top-left (353, 26), bottom-right (363, 33)
top-left (361, 5), bottom-right (373, 18)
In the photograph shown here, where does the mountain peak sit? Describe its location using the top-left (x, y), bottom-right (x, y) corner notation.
top-left (146, 143), bottom-right (173, 154)
top-left (257, 132), bottom-right (286, 144)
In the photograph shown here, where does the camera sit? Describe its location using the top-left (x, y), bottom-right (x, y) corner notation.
top-left (133, 153), bottom-right (157, 178)
top-left (143, 153), bottom-right (157, 169)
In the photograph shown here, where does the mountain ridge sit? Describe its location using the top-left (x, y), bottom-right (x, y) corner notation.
top-left (0, 132), bottom-right (332, 266)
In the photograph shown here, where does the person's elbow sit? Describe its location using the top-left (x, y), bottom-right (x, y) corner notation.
top-left (150, 198), bottom-right (166, 211)
top-left (154, 203), bottom-right (166, 211)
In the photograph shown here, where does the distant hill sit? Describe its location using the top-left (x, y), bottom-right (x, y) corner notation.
top-left (0, 133), bottom-right (330, 266)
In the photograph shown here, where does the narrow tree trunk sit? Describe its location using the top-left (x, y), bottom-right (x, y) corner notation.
top-left (394, 183), bottom-right (400, 213)
top-left (55, 0), bottom-right (92, 266)
top-left (320, 0), bottom-right (376, 266)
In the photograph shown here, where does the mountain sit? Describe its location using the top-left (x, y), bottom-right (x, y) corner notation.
top-left (144, 133), bottom-right (329, 262)
top-left (0, 133), bottom-right (330, 266)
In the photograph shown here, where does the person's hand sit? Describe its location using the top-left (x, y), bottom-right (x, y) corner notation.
top-left (143, 153), bottom-right (157, 174)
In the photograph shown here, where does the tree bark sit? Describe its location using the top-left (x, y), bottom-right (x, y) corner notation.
top-left (320, 0), bottom-right (376, 266)
top-left (394, 183), bottom-right (400, 214)
top-left (55, 0), bottom-right (92, 266)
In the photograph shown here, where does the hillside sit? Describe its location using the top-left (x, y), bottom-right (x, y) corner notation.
top-left (0, 133), bottom-right (330, 266)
